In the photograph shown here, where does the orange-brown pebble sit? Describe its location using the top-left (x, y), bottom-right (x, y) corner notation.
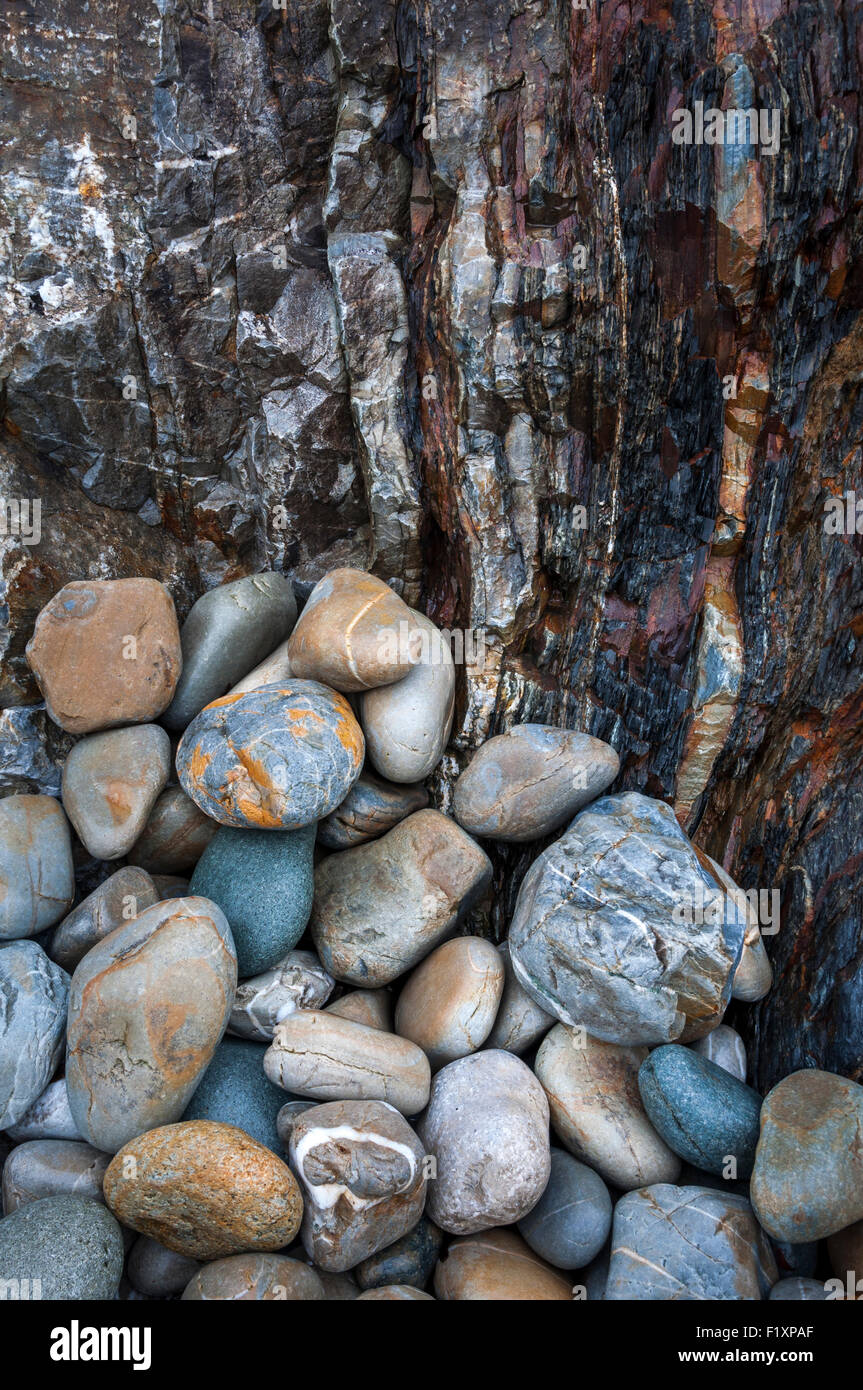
top-left (434, 1228), bottom-right (573, 1300)
top-left (288, 568), bottom-right (421, 692)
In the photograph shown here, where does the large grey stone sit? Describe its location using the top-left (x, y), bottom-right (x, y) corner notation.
top-left (1, 1139), bottom-right (110, 1213)
top-left (0, 794), bottom-right (74, 939)
top-left (0, 940), bottom-right (69, 1129)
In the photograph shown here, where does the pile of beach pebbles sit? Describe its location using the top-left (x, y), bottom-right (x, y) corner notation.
top-left (0, 567), bottom-right (861, 1301)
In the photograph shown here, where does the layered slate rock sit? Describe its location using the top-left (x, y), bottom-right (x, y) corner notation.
top-left (0, 941), bottom-right (69, 1130)
top-left (0, 794), bottom-right (74, 939)
top-left (25, 579), bottom-right (181, 734)
top-left (509, 792), bottom-right (745, 1046)
top-left (176, 681), bottom-right (364, 830)
top-left (605, 1185), bottom-right (778, 1301)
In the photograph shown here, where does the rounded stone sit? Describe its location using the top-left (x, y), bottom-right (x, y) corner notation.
top-left (394, 936), bottom-right (504, 1070)
top-left (61, 724), bottom-right (171, 860)
top-left (453, 723), bottom-right (620, 842)
top-left (638, 1044), bottom-right (763, 1178)
top-left (227, 637), bottom-right (294, 697)
top-left (769, 1277), bottom-right (830, 1301)
top-left (434, 1229), bottom-right (572, 1300)
top-left (127, 785), bottom-right (218, 875)
top-left (311, 809), bottom-right (492, 987)
top-left (2, 1138), bottom-right (110, 1212)
top-left (750, 1069), bottom-right (863, 1242)
top-left (485, 941), bottom-right (554, 1055)
top-left (163, 572), bottom-right (297, 731)
top-left (0, 940), bottom-right (69, 1129)
top-left (190, 823), bottom-right (315, 976)
top-left (518, 1148), bottom-right (612, 1270)
top-left (317, 771), bottom-right (428, 850)
top-left (691, 1023), bottom-right (747, 1081)
top-left (103, 1120), bottom-right (303, 1259)
top-left (357, 1285), bottom-right (435, 1300)
top-left (265, 1012), bottom-right (430, 1116)
top-left (47, 866), bottom-right (159, 973)
top-left (360, 609), bottom-right (454, 782)
top-left (355, 1216), bottom-right (443, 1291)
top-left (176, 680), bottom-right (364, 830)
top-left (65, 895), bottom-right (237, 1153)
top-left (182, 1037), bottom-right (287, 1153)
top-left (25, 578), bottom-right (182, 735)
top-left (326, 989), bottom-right (393, 1032)
top-left (534, 1026), bottom-right (681, 1190)
top-left (0, 1195), bottom-right (125, 1300)
top-left (418, 1050), bottom-right (550, 1235)
top-left (229, 950), bottom-right (334, 1042)
top-left (127, 1235), bottom-right (200, 1297)
top-left (289, 1099), bottom-right (427, 1273)
top-left (182, 1254), bottom-right (324, 1301)
top-left (0, 794), bottom-right (74, 938)
top-left (288, 567), bottom-right (421, 692)
top-left (5, 1078), bottom-right (81, 1142)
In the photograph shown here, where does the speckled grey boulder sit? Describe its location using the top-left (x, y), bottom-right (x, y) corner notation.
top-left (127, 1235), bottom-right (200, 1298)
top-left (5, 1078), bottom-right (80, 1141)
top-left (605, 1185), bottom-right (777, 1301)
top-left (61, 724), bottom-right (172, 860)
top-left (47, 866), bottom-right (159, 973)
top-left (163, 572), bottom-right (297, 731)
top-left (509, 793), bottom-right (745, 1045)
top-left (418, 1050), bottom-right (550, 1235)
top-left (1, 1139), bottom-right (110, 1212)
top-left (0, 1195), bottom-right (124, 1300)
top-left (0, 940), bottom-right (69, 1129)
top-left (318, 771), bottom-right (428, 850)
top-left (485, 941), bottom-right (554, 1055)
top-left (518, 1149), bottom-right (612, 1270)
top-left (65, 896), bottom-right (237, 1153)
top-left (360, 610), bottom-right (455, 783)
top-left (692, 1023), bottom-right (747, 1081)
top-left (311, 810), bottom-right (492, 987)
top-left (0, 794), bottom-right (74, 939)
top-left (289, 1100), bottom-right (427, 1273)
top-left (127, 785), bottom-right (218, 875)
top-left (229, 950), bottom-right (334, 1042)
top-left (176, 680), bottom-right (364, 830)
top-left (638, 1044), bottom-right (763, 1178)
top-left (453, 723), bottom-right (620, 842)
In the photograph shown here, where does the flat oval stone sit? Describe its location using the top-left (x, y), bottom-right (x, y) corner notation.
top-left (163, 572), bottom-right (297, 731)
top-left (2, 1138), bottom-right (109, 1212)
top-left (311, 810), bottom-right (492, 987)
top-left (182, 1037), bottom-right (287, 1153)
top-left (395, 936), bottom-right (504, 1070)
top-left (5, 1078), bottom-right (81, 1141)
top-left (692, 1023), bottom-right (747, 1081)
top-left (65, 895), bottom-right (237, 1153)
top-left (434, 1228), bottom-right (572, 1301)
top-left (484, 941), bottom-right (554, 1055)
top-left (453, 723), bottom-right (620, 842)
top-left (127, 785), bottom-right (218, 874)
top-left (638, 1044), bottom-right (763, 1178)
top-left (288, 567), bottom-right (421, 692)
top-left (103, 1120), bottom-right (303, 1260)
top-left (355, 1216), bottom-right (443, 1291)
top-left (229, 950), bottom-right (334, 1041)
top-left (265, 1012), bottom-right (430, 1116)
top-left (0, 794), bottom-right (74, 939)
top-left (61, 724), bottom-right (171, 860)
top-left (605, 1185), bottom-right (777, 1300)
top-left (518, 1148), bottom-right (612, 1270)
top-left (26, 578), bottom-right (182, 735)
top-left (47, 867), bottom-right (159, 972)
top-left (360, 610), bottom-right (454, 782)
top-left (0, 1195), bottom-right (125, 1300)
top-left (769, 1277), bottom-right (830, 1301)
top-left (750, 1069), bottom-right (863, 1242)
top-left (418, 1050), bottom-right (550, 1235)
top-left (288, 1099), bottom-right (427, 1272)
top-left (182, 1254), bottom-right (324, 1300)
top-left (0, 940), bottom-right (69, 1129)
top-left (127, 1235), bottom-right (200, 1297)
top-left (326, 989), bottom-right (392, 1032)
top-left (357, 1285), bottom-right (435, 1300)
top-left (317, 771), bottom-right (428, 849)
top-left (176, 681), bottom-right (364, 830)
top-left (534, 1026), bottom-right (680, 1190)
top-left (509, 792), bottom-right (744, 1045)
top-left (189, 823), bottom-right (315, 975)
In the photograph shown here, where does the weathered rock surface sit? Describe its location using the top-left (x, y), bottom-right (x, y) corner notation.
top-left (288, 568), bottom-right (420, 692)
top-left (0, 794), bottom-right (74, 939)
top-left (47, 866), bottom-right (158, 972)
top-left (265, 1011), bottom-right (430, 1116)
top-left (317, 771), bottom-right (428, 850)
top-left (360, 609), bottom-right (455, 782)
top-left (0, 940), bottom-right (69, 1130)
top-left (61, 724), bottom-right (171, 860)
top-left (229, 950), bottom-right (334, 1042)
top-left (127, 786), bottom-right (218, 875)
top-left (0, 1196), bottom-right (124, 1301)
top-left (5, 1079), bottom-right (80, 1142)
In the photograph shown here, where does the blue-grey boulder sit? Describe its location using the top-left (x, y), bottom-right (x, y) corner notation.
top-left (518, 1148), bottom-right (612, 1270)
top-left (0, 1195), bottom-right (124, 1300)
top-left (183, 1037), bottom-right (287, 1153)
top-left (0, 794), bottom-right (74, 939)
top-left (638, 1044), bottom-right (762, 1178)
top-left (0, 940), bottom-right (69, 1129)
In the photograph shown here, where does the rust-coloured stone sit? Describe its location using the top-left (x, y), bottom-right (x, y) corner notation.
top-left (103, 1120), bottom-right (303, 1260)
top-left (25, 579), bottom-right (181, 734)
top-left (288, 568), bottom-right (421, 692)
top-left (434, 1229), bottom-right (572, 1301)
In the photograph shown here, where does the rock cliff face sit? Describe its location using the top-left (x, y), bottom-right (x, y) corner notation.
top-left (1, 1), bottom-right (861, 1087)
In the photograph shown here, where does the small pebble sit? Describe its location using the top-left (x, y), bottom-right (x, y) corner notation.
top-left (127, 785), bottom-right (218, 875)
top-left (517, 1148), bottom-right (612, 1270)
top-left (326, 989), bottom-right (393, 1032)
top-left (317, 771), bottom-right (428, 850)
top-left (5, 1078), bottom-right (81, 1142)
top-left (434, 1228), bottom-right (572, 1301)
top-left (357, 1285), bottom-right (435, 1300)
top-left (485, 941), bottom-right (555, 1055)
top-left (769, 1277), bottom-right (829, 1301)
top-left (355, 1216), bottom-right (443, 1291)
top-left (691, 1023), bottom-right (747, 1081)
top-left (182, 1254), bottom-right (324, 1300)
top-left (127, 1235), bottom-right (200, 1298)
top-left (182, 1037), bottom-right (288, 1153)
top-left (2, 1138), bottom-right (109, 1213)
top-left (61, 724), bottom-right (171, 860)
top-left (638, 1043), bottom-right (762, 1178)
top-left (229, 950), bottom-right (334, 1041)
top-left (47, 866), bottom-right (158, 972)
top-left (394, 936), bottom-right (504, 1070)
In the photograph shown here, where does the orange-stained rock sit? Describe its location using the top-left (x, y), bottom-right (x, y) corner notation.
top-left (104, 1120), bottom-right (303, 1260)
top-left (434, 1229), bottom-right (572, 1300)
top-left (181, 1253), bottom-right (323, 1300)
top-left (288, 568), bottom-right (421, 692)
top-left (26, 579), bottom-right (181, 734)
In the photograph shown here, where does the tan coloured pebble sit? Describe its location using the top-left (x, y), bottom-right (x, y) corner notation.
top-left (434, 1229), bottom-right (572, 1300)
top-left (357, 1286), bottom-right (435, 1300)
top-left (288, 568), bottom-right (421, 692)
top-left (127, 785), bottom-right (218, 875)
top-left (103, 1121), bottom-right (303, 1259)
top-left (182, 1254), bottom-right (324, 1300)
top-left (395, 937), bottom-right (504, 1070)
top-left (26, 578), bottom-right (182, 734)
top-left (534, 1026), bottom-right (681, 1190)
top-left (264, 1011), bottom-right (430, 1115)
top-left (326, 989), bottom-right (393, 1032)
top-left (61, 724), bottom-right (172, 860)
